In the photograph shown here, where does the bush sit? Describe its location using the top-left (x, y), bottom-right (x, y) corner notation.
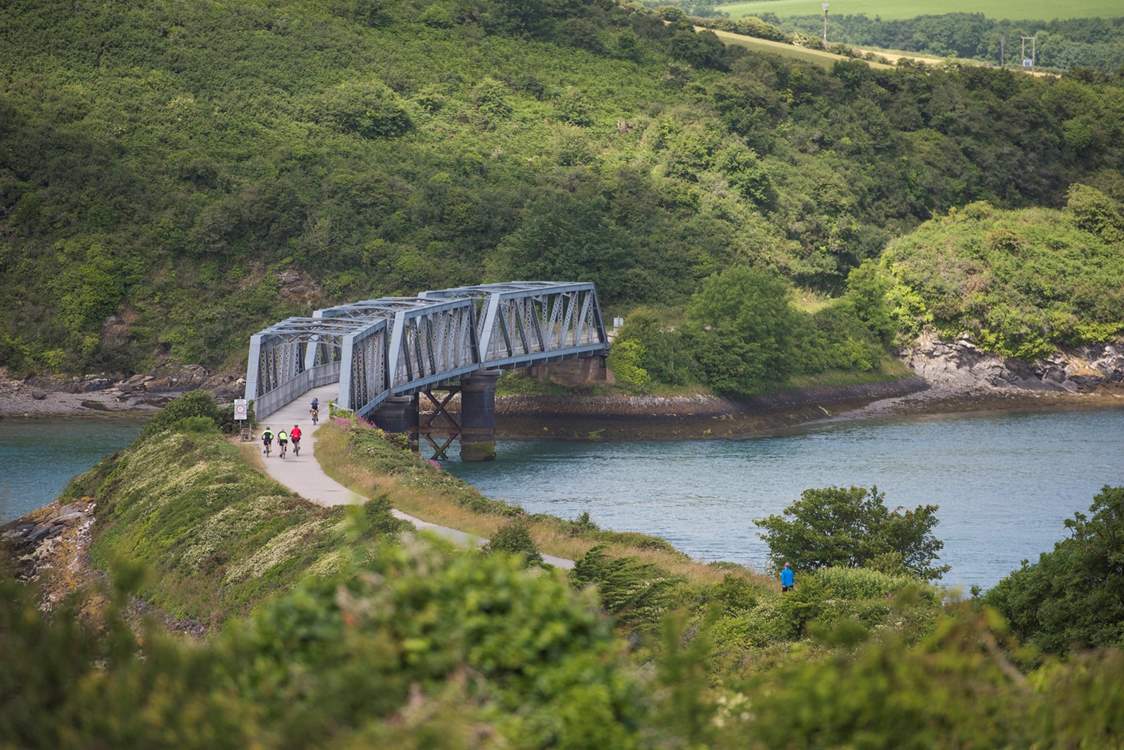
top-left (173, 415), bottom-right (219, 434)
top-left (616, 309), bottom-right (694, 386)
top-left (570, 545), bottom-right (680, 629)
top-left (607, 339), bottom-right (650, 391)
top-left (685, 267), bottom-right (798, 397)
top-left (483, 520), bottom-right (543, 567)
top-left (988, 486), bottom-right (1124, 654)
top-left (308, 78), bottom-right (413, 139)
top-left (756, 486), bottom-right (949, 581)
top-left (140, 391), bottom-right (222, 440)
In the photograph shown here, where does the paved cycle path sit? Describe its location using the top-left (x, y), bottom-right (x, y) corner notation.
top-left (257, 385), bottom-right (573, 569)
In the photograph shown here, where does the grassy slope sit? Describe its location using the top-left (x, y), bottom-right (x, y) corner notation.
top-left (70, 427), bottom-right (359, 623)
top-left (717, 0), bottom-right (1123, 20)
top-left (315, 420), bottom-right (773, 588)
top-left (702, 26), bottom-right (888, 69)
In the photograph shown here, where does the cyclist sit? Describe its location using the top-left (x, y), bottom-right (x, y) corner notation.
top-left (310, 397), bottom-right (320, 425)
top-left (261, 427), bottom-right (274, 457)
top-left (290, 425), bottom-right (302, 456)
top-left (277, 429), bottom-right (289, 459)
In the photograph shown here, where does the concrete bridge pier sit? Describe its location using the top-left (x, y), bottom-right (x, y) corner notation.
top-left (459, 369), bottom-right (501, 462)
top-left (371, 395), bottom-right (419, 444)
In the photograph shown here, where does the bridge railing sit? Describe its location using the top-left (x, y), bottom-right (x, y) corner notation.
top-left (421, 282), bottom-right (607, 369)
top-left (315, 297), bottom-right (479, 416)
top-left (246, 317), bottom-right (360, 420)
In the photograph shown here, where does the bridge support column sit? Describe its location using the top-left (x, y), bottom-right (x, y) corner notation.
top-left (459, 369), bottom-right (500, 462)
top-left (371, 395), bottom-right (418, 437)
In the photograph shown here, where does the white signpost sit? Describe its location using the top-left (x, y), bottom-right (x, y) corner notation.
top-left (234, 398), bottom-right (250, 440)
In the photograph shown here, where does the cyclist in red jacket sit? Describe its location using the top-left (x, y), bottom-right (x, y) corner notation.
top-left (290, 425), bottom-right (303, 456)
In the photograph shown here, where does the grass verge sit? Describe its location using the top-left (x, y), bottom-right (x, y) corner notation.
top-left (75, 426), bottom-right (394, 625)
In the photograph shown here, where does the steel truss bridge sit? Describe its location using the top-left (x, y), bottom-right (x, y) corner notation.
top-left (245, 282), bottom-right (608, 420)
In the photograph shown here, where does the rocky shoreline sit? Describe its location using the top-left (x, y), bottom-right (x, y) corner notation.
top-left (0, 364), bottom-right (243, 417)
top-left (5, 334), bottom-right (1123, 431)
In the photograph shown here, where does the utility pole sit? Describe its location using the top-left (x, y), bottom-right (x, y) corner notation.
top-left (821, 2), bottom-right (829, 46)
top-left (1020, 34), bottom-right (1036, 68)
top-left (999, 35), bottom-right (1005, 67)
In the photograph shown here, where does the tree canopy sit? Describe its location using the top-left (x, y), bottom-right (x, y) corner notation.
top-left (988, 486), bottom-right (1124, 654)
top-left (756, 486), bottom-right (950, 580)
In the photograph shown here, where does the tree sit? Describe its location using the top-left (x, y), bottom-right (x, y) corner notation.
top-left (756, 486), bottom-right (949, 581)
top-left (987, 486), bottom-right (1124, 654)
top-left (685, 267), bottom-right (798, 397)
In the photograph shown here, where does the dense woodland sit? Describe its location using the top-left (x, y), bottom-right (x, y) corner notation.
top-left (1, 0), bottom-right (1123, 390)
top-left (3, 400), bottom-right (1123, 747)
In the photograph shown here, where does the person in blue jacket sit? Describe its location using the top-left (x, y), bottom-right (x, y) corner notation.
top-left (780, 562), bottom-right (795, 592)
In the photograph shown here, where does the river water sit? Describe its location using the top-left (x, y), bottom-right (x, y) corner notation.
top-left (0, 418), bottom-right (142, 524)
top-left (3, 408), bottom-right (1122, 589)
top-left (449, 408), bottom-right (1124, 589)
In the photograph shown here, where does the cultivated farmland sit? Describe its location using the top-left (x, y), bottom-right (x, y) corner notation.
top-left (716, 0), bottom-right (1123, 21)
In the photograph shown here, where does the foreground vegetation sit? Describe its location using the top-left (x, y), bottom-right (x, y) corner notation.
top-left (2, 0), bottom-right (1123, 378)
top-left (4, 395), bottom-right (1124, 746)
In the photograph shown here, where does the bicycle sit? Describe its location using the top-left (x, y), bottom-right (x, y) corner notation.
top-left (279, 441), bottom-right (288, 459)
top-left (293, 439), bottom-right (301, 456)
top-left (262, 441), bottom-right (272, 457)
top-left (310, 407), bottom-right (319, 425)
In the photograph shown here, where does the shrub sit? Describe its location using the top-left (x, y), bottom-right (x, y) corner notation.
top-left (483, 520), bottom-right (543, 567)
top-left (607, 339), bottom-right (650, 391)
top-left (555, 87), bottom-right (593, 126)
top-left (988, 486), bottom-right (1124, 654)
top-left (140, 391), bottom-right (222, 440)
top-left (685, 267), bottom-right (798, 397)
top-left (570, 546), bottom-right (680, 629)
top-left (308, 79), bottom-right (413, 139)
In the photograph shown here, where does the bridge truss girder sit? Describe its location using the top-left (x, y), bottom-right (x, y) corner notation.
top-left (246, 282), bottom-right (607, 421)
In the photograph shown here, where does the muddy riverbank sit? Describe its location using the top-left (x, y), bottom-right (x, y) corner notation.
top-left (490, 381), bottom-right (1124, 440)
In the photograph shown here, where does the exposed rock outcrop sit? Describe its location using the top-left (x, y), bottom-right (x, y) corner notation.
top-left (903, 331), bottom-right (1124, 393)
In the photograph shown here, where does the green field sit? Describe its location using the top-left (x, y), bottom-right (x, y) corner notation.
top-left (703, 26), bottom-right (891, 68)
top-left (717, 0), bottom-right (1123, 20)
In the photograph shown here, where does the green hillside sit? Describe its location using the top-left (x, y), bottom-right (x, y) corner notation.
top-left (1, 0), bottom-right (1122, 376)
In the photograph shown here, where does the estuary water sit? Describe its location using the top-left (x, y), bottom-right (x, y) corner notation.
top-left (449, 407), bottom-right (1124, 589)
top-left (0, 418), bottom-right (142, 523)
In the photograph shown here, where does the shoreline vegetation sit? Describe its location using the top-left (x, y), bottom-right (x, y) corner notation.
top-left (4, 394), bottom-right (1124, 746)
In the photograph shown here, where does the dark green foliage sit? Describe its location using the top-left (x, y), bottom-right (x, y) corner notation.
top-left (223, 543), bottom-right (640, 748)
top-left (988, 486), bottom-right (1124, 654)
top-left (139, 390), bottom-right (222, 440)
top-left (685, 267), bottom-right (799, 396)
top-left (756, 486), bottom-right (949, 580)
top-left (0, 579), bottom-right (254, 749)
top-left (570, 545), bottom-right (680, 628)
top-left (482, 519), bottom-right (544, 566)
top-left (616, 309), bottom-right (695, 386)
top-left (844, 259), bottom-right (896, 345)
